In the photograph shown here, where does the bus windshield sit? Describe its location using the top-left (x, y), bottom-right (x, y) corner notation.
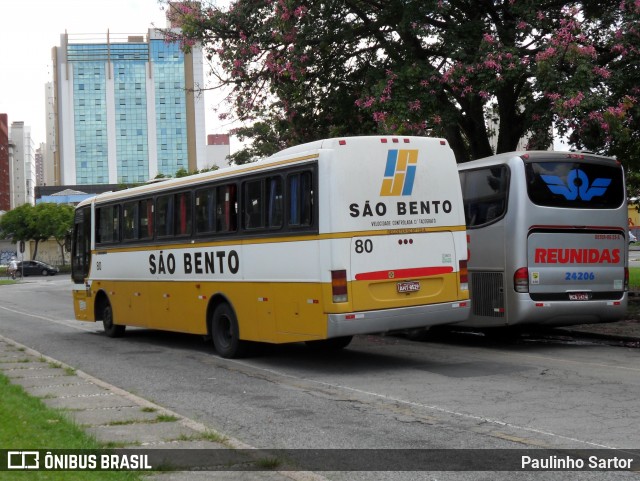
top-left (525, 159), bottom-right (624, 209)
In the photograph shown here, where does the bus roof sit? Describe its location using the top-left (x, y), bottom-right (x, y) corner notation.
top-left (458, 150), bottom-right (619, 170)
top-left (75, 135), bottom-right (449, 208)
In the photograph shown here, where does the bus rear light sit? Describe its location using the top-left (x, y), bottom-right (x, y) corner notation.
top-left (514, 267), bottom-right (529, 293)
top-left (339, 139), bottom-right (346, 145)
top-left (459, 259), bottom-right (468, 291)
top-left (331, 270), bottom-right (348, 303)
top-left (625, 267), bottom-right (629, 291)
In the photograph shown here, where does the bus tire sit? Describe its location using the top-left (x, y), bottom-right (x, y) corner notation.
top-left (211, 303), bottom-right (247, 358)
top-left (102, 301), bottom-right (126, 338)
top-left (305, 336), bottom-right (353, 351)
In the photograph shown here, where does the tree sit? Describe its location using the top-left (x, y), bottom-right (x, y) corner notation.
top-left (166, 0), bottom-right (639, 166)
top-left (33, 203), bottom-right (74, 266)
top-left (0, 204), bottom-right (34, 246)
top-left (0, 203), bottom-right (74, 263)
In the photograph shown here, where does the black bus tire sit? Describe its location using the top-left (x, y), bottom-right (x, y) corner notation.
top-left (211, 303), bottom-right (248, 358)
top-left (103, 300), bottom-right (126, 338)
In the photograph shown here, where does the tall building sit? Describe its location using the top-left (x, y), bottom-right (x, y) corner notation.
top-left (0, 114), bottom-right (11, 212)
top-left (206, 134), bottom-right (230, 169)
top-left (44, 82), bottom-right (57, 186)
top-left (51, 27), bottom-right (207, 185)
top-left (9, 121), bottom-right (36, 207)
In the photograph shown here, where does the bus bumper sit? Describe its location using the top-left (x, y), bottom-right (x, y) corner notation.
top-left (326, 301), bottom-right (470, 338)
top-left (458, 293), bottom-right (627, 328)
top-left (512, 294), bottom-right (628, 327)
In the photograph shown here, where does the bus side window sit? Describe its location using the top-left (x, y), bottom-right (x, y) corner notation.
top-left (244, 180), bottom-right (265, 230)
top-left (195, 187), bottom-right (216, 234)
top-left (123, 202), bottom-right (138, 241)
top-left (174, 192), bottom-right (192, 236)
top-left (288, 171), bottom-right (313, 227)
top-left (461, 166), bottom-right (508, 228)
top-left (156, 195), bottom-right (174, 237)
top-left (267, 176), bottom-right (283, 228)
top-left (139, 199), bottom-right (154, 240)
top-left (96, 205), bottom-right (120, 244)
top-left (216, 184), bottom-right (238, 233)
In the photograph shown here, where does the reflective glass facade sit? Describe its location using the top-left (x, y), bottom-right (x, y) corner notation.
top-left (113, 44), bottom-right (149, 183)
top-left (66, 35), bottom-right (189, 184)
top-left (69, 45), bottom-right (109, 184)
top-left (151, 39), bottom-right (187, 175)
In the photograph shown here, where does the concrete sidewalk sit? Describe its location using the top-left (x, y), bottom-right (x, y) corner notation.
top-left (0, 335), bottom-right (323, 481)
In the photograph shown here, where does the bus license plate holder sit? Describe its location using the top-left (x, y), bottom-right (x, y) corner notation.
top-left (397, 281), bottom-right (420, 293)
top-left (568, 292), bottom-right (591, 301)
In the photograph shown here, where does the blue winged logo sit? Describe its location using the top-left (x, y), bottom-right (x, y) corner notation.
top-left (540, 169), bottom-right (611, 201)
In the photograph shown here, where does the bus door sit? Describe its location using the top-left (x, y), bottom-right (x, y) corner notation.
top-left (527, 231), bottom-right (625, 300)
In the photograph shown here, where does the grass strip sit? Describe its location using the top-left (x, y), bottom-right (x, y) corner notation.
top-left (0, 373), bottom-right (142, 480)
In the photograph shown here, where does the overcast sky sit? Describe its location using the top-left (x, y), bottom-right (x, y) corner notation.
top-left (0, 0), bottom-right (227, 146)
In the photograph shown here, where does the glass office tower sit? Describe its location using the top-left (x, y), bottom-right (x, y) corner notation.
top-left (52, 30), bottom-right (206, 185)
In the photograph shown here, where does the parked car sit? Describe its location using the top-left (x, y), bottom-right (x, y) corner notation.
top-left (16, 260), bottom-right (59, 276)
top-left (630, 232), bottom-right (637, 245)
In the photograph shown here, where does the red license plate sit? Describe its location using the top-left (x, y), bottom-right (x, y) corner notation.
top-left (397, 281), bottom-right (420, 293)
top-left (568, 292), bottom-right (591, 301)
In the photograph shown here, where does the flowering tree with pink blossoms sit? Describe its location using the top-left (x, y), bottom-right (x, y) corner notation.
top-left (165, 0), bottom-right (639, 167)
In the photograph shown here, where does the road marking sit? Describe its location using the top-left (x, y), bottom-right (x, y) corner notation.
top-left (1, 301), bottom-right (634, 451)
top-left (228, 358), bottom-right (620, 450)
top-left (0, 305), bottom-right (97, 332)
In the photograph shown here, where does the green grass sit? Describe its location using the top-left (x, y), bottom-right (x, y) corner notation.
top-left (630, 267), bottom-right (640, 289)
top-left (0, 373), bottom-right (143, 480)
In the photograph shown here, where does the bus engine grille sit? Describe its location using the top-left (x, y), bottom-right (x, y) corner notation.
top-left (471, 272), bottom-right (505, 317)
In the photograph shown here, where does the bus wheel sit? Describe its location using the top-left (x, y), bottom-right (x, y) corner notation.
top-left (305, 336), bottom-right (353, 351)
top-left (102, 301), bottom-right (126, 338)
top-left (211, 303), bottom-right (247, 358)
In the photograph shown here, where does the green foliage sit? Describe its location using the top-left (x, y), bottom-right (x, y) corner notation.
top-left (0, 203), bottom-right (75, 261)
top-left (165, 0), bottom-right (640, 167)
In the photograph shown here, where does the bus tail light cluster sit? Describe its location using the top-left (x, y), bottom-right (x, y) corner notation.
top-left (625, 267), bottom-right (629, 292)
top-left (459, 260), bottom-right (468, 291)
top-left (514, 267), bottom-right (529, 293)
top-left (331, 270), bottom-right (348, 303)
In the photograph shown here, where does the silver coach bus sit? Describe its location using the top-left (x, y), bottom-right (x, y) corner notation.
top-left (457, 151), bottom-right (628, 328)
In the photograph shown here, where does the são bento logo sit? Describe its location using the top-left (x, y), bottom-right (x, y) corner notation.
top-left (380, 149), bottom-right (419, 196)
top-left (541, 169), bottom-right (611, 201)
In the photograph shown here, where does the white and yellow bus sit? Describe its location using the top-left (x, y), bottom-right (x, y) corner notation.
top-left (71, 136), bottom-right (470, 357)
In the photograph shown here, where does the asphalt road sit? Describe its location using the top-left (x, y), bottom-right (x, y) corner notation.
top-left (1, 277), bottom-right (639, 481)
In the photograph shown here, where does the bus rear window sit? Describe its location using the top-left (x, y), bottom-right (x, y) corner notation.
top-left (525, 161), bottom-right (624, 209)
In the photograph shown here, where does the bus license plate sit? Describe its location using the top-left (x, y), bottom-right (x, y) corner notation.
top-left (568, 292), bottom-right (591, 301)
top-left (397, 281), bottom-right (420, 293)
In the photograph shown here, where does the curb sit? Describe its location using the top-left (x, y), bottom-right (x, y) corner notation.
top-left (0, 334), bottom-right (327, 481)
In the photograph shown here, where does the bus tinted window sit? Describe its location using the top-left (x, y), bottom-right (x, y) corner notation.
top-left (267, 176), bottom-right (283, 228)
top-left (216, 184), bottom-right (238, 233)
top-left (244, 180), bottom-right (264, 229)
top-left (195, 187), bottom-right (216, 234)
top-left (156, 195), bottom-right (173, 237)
top-left (175, 192), bottom-right (192, 236)
top-left (139, 199), bottom-right (154, 240)
top-left (459, 166), bottom-right (508, 227)
top-left (122, 202), bottom-right (137, 241)
top-left (96, 205), bottom-right (120, 244)
top-left (526, 161), bottom-right (624, 209)
top-left (123, 199), bottom-right (153, 242)
top-left (288, 171), bottom-right (313, 227)
top-left (156, 192), bottom-right (192, 237)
